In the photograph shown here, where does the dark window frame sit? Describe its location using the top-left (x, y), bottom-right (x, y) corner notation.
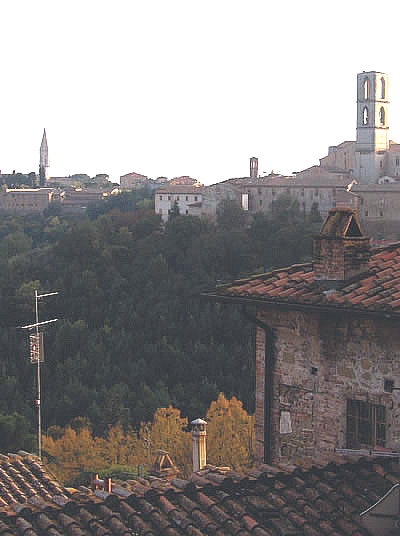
top-left (346, 399), bottom-right (386, 449)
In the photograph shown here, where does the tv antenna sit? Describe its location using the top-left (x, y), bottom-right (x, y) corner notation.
top-left (18, 290), bottom-right (58, 461)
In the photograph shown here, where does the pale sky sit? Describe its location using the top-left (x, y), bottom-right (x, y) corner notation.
top-left (1, 0), bottom-right (400, 185)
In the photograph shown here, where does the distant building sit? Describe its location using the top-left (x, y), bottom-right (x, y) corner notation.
top-left (0, 188), bottom-right (53, 214)
top-left (120, 172), bottom-right (148, 190)
top-left (155, 185), bottom-right (203, 222)
top-left (61, 188), bottom-right (106, 215)
top-left (39, 129), bottom-right (49, 186)
top-left (169, 176), bottom-right (199, 186)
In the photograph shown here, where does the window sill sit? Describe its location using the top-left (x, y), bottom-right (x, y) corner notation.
top-left (336, 448), bottom-right (400, 457)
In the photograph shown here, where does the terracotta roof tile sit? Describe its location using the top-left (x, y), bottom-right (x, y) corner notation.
top-left (1, 455), bottom-right (400, 535)
top-left (216, 244), bottom-right (400, 315)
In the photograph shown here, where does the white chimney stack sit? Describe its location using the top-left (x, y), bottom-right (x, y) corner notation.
top-left (191, 418), bottom-right (207, 472)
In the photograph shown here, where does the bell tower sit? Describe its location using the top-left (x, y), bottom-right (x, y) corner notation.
top-left (39, 128), bottom-right (49, 186)
top-left (355, 71), bottom-right (389, 183)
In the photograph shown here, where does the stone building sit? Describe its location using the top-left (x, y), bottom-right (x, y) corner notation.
top-left (0, 188), bottom-right (53, 214)
top-left (155, 185), bottom-right (203, 222)
top-left (209, 207), bottom-right (400, 468)
top-left (120, 171), bottom-right (149, 190)
top-left (60, 188), bottom-right (106, 214)
top-left (203, 72), bottom-right (400, 237)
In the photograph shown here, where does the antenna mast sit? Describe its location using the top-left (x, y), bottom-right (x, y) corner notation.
top-left (18, 290), bottom-right (58, 460)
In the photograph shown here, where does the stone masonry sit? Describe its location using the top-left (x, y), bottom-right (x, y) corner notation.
top-left (255, 309), bottom-right (400, 468)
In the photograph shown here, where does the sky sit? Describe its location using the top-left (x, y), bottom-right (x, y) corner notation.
top-left (2, 0), bottom-right (400, 185)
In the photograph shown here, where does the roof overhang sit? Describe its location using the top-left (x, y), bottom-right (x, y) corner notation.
top-left (202, 292), bottom-right (400, 321)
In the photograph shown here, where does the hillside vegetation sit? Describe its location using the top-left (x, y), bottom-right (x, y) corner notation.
top-left (1, 189), bottom-right (321, 452)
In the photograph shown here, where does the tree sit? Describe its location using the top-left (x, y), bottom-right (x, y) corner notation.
top-left (169, 200), bottom-right (180, 219)
top-left (216, 199), bottom-right (245, 228)
top-left (0, 412), bottom-right (34, 453)
top-left (206, 393), bottom-right (255, 470)
top-left (147, 406), bottom-right (191, 476)
top-left (42, 424), bottom-right (104, 484)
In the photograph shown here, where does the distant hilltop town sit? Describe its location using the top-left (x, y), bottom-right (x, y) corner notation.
top-left (2, 71), bottom-right (400, 237)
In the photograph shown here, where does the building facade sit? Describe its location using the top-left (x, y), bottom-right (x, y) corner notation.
top-left (212, 208), bottom-right (400, 468)
top-left (0, 188), bottom-right (53, 214)
top-left (155, 185), bottom-right (203, 222)
top-left (120, 172), bottom-right (149, 190)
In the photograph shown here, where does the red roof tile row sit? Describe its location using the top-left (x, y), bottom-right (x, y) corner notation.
top-left (0, 453), bottom-right (400, 535)
top-left (216, 244), bottom-right (400, 315)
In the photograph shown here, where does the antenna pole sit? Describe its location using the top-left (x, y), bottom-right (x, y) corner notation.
top-left (18, 290), bottom-right (58, 461)
top-left (34, 290), bottom-right (42, 461)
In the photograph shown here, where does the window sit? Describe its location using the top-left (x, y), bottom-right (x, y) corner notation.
top-left (259, 199), bottom-right (263, 206)
top-left (396, 158), bottom-right (400, 167)
top-left (346, 399), bottom-right (385, 449)
top-left (380, 160), bottom-right (383, 168)
top-left (159, 195), bottom-right (163, 200)
top-left (314, 189), bottom-right (319, 197)
top-left (379, 107), bottom-right (385, 126)
top-left (380, 210), bottom-right (384, 217)
top-left (363, 78), bottom-right (369, 99)
top-left (185, 209), bottom-right (189, 215)
top-left (194, 196), bottom-right (198, 201)
top-left (186, 196), bottom-right (189, 201)
top-left (365, 210), bottom-right (369, 217)
top-left (177, 196), bottom-right (180, 201)
top-left (168, 196), bottom-right (171, 200)
top-left (363, 106), bottom-right (369, 125)
top-left (381, 77), bottom-right (386, 99)
top-left (301, 189), bottom-right (304, 197)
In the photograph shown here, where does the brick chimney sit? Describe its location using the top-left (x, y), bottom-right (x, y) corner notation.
top-left (191, 418), bottom-right (207, 472)
top-left (313, 207), bottom-right (370, 288)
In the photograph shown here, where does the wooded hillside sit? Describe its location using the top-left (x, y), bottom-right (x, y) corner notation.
top-left (1, 189), bottom-right (321, 452)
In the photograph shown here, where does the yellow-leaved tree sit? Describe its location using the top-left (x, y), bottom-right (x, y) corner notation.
top-left (145, 405), bottom-right (192, 477)
top-left (96, 422), bottom-right (143, 467)
top-left (42, 395), bottom-right (255, 484)
top-left (206, 393), bottom-right (255, 471)
top-left (42, 424), bottom-right (104, 484)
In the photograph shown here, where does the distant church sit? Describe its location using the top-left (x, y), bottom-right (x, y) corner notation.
top-left (39, 129), bottom-right (49, 186)
top-left (320, 71), bottom-right (400, 184)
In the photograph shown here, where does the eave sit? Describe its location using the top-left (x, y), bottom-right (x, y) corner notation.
top-left (202, 291), bottom-right (400, 321)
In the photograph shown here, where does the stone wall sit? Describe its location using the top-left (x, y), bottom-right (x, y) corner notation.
top-left (255, 308), bottom-right (400, 468)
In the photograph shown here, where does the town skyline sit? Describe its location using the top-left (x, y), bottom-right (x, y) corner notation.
top-left (2, 0), bottom-right (400, 184)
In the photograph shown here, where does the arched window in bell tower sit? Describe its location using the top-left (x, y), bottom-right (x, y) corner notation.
top-left (363, 106), bottom-right (369, 125)
top-left (363, 78), bottom-right (369, 100)
top-left (380, 107), bottom-right (385, 126)
top-left (381, 77), bottom-right (386, 99)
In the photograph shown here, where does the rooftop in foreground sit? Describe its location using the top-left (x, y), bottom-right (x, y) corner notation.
top-left (1, 451), bottom-right (400, 535)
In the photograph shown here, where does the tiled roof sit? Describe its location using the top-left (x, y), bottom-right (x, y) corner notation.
top-left (0, 452), bottom-right (66, 506)
top-left (1, 453), bottom-right (400, 535)
top-left (214, 243), bottom-right (400, 316)
top-left (155, 186), bottom-right (203, 194)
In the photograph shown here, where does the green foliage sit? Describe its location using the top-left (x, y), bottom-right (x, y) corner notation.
top-left (169, 200), bottom-right (180, 218)
top-left (0, 412), bottom-right (34, 452)
top-left (0, 190), bottom-right (318, 444)
top-left (217, 199), bottom-right (245, 228)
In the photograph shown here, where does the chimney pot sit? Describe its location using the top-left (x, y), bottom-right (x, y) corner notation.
top-left (191, 418), bottom-right (207, 473)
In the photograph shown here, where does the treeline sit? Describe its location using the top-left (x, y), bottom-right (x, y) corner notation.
top-left (1, 189), bottom-right (321, 449)
top-left (43, 393), bottom-right (255, 485)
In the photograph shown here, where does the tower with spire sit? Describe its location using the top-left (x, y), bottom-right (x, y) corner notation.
top-left (39, 129), bottom-right (49, 186)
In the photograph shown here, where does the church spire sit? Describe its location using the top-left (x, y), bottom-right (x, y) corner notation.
top-left (39, 128), bottom-right (49, 186)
